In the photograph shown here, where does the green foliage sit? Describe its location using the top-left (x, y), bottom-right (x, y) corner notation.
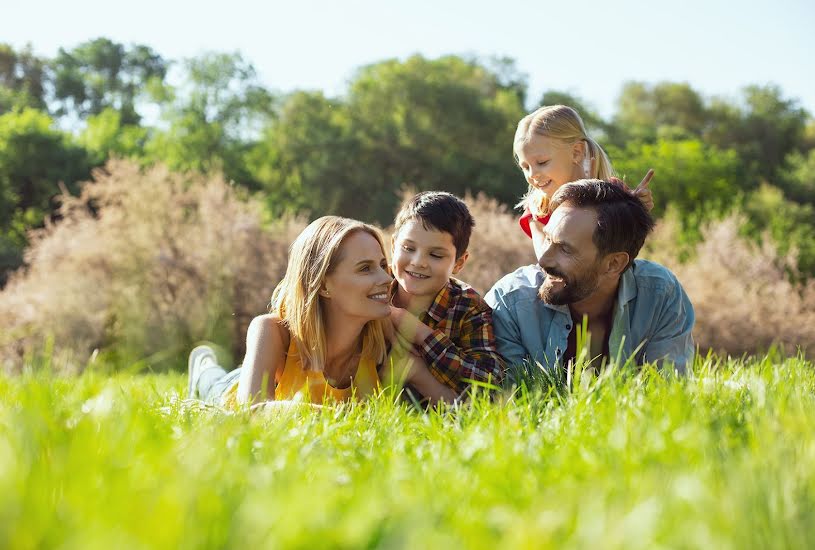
top-left (0, 108), bottom-right (90, 280)
top-left (244, 90), bottom-right (354, 216)
top-left (250, 55), bottom-right (526, 224)
top-left (740, 184), bottom-right (815, 277)
top-left (0, 40), bottom-right (813, 286)
top-left (0, 43), bottom-right (47, 114)
top-left (610, 138), bottom-right (743, 243)
top-left (705, 85), bottom-right (809, 184)
top-left (613, 81), bottom-right (708, 143)
top-left (145, 52), bottom-right (275, 190)
top-left (50, 37), bottom-right (167, 124)
top-left (778, 149), bottom-right (815, 206)
top-left (78, 108), bottom-right (149, 164)
top-left (2, 355), bottom-right (815, 548)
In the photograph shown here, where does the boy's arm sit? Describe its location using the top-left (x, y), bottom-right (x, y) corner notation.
top-left (390, 304), bottom-right (505, 394)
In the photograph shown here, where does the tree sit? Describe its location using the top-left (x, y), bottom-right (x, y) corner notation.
top-left (343, 55), bottom-right (526, 222)
top-left (613, 81), bottom-right (708, 143)
top-left (705, 85), bottom-right (809, 184)
top-left (0, 108), bottom-right (90, 282)
top-left (50, 38), bottom-right (167, 124)
top-left (0, 43), bottom-right (47, 114)
top-left (245, 90), bottom-right (357, 217)
top-left (78, 108), bottom-right (149, 165)
top-left (145, 52), bottom-right (275, 190)
top-left (610, 138), bottom-right (743, 229)
top-left (248, 55), bottom-right (526, 224)
top-left (778, 150), bottom-right (815, 206)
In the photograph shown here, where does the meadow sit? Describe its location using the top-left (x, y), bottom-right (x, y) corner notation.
top-left (2, 353), bottom-right (814, 549)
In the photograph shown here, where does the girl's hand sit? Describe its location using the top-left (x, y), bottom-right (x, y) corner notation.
top-left (633, 169), bottom-right (655, 211)
top-left (608, 169), bottom-right (655, 212)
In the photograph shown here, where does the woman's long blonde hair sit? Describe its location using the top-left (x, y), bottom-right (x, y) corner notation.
top-left (270, 216), bottom-right (388, 371)
top-left (514, 105), bottom-right (615, 217)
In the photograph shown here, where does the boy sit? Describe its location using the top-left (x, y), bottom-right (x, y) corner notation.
top-left (383, 191), bottom-right (505, 403)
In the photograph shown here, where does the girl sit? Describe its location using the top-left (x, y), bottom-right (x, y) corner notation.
top-left (188, 216), bottom-right (394, 408)
top-left (513, 105), bottom-right (654, 255)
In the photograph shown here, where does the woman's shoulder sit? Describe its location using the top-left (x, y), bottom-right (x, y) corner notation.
top-left (248, 313), bottom-right (291, 349)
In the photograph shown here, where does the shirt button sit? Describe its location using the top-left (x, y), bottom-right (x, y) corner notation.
top-left (566, 325), bottom-right (572, 331)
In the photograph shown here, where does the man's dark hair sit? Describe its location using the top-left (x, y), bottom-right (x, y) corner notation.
top-left (393, 191), bottom-right (474, 257)
top-left (549, 179), bottom-right (655, 269)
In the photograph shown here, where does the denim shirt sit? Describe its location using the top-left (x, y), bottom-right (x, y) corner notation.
top-left (485, 259), bottom-right (695, 375)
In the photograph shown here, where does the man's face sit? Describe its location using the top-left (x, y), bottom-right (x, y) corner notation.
top-left (535, 204), bottom-right (603, 305)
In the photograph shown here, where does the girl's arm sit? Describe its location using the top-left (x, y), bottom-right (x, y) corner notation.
top-left (236, 314), bottom-right (289, 404)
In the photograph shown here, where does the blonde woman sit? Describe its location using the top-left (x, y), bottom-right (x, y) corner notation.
top-left (513, 105), bottom-right (654, 251)
top-left (188, 216), bottom-right (394, 407)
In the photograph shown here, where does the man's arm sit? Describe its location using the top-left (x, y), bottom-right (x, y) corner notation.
top-left (484, 287), bottom-right (529, 378)
top-left (642, 277), bottom-right (696, 374)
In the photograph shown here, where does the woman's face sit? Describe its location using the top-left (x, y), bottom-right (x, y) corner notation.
top-left (516, 133), bottom-right (587, 197)
top-left (322, 231), bottom-right (393, 321)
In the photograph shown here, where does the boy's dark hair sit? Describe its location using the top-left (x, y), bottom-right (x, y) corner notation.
top-left (549, 179), bottom-right (655, 270)
top-left (393, 191), bottom-right (474, 257)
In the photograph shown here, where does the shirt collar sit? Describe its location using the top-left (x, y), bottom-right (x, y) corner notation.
top-left (424, 279), bottom-right (456, 323)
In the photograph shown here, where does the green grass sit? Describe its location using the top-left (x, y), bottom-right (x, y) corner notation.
top-left (1, 354), bottom-right (814, 549)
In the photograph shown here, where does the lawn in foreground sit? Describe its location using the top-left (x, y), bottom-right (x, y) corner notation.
top-left (1, 354), bottom-right (814, 549)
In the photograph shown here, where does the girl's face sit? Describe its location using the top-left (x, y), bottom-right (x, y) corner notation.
top-left (322, 231), bottom-right (393, 321)
top-left (515, 133), bottom-right (587, 197)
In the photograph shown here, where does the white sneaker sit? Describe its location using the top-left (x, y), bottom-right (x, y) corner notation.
top-left (187, 345), bottom-right (219, 399)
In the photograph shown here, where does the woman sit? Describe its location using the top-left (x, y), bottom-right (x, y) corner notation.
top-left (187, 216), bottom-right (394, 407)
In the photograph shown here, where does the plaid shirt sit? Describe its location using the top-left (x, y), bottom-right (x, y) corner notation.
top-left (416, 278), bottom-right (505, 394)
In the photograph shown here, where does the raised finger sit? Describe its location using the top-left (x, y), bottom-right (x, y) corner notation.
top-left (636, 169), bottom-right (655, 190)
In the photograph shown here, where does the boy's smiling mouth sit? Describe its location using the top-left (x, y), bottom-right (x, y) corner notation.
top-left (405, 270), bottom-right (430, 279)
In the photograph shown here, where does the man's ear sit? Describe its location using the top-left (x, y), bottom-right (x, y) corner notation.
top-left (452, 251), bottom-right (469, 275)
top-left (603, 251), bottom-right (630, 277)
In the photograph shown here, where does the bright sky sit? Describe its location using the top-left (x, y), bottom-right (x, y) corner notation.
top-left (4, 0), bottom-right (814, 118)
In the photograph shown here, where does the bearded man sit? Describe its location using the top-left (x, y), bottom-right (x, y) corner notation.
top-left (485, 179), bottom-right (695, 376)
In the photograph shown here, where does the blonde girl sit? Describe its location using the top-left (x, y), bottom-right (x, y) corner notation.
top-left (513, 105), bottom-right (654, 245)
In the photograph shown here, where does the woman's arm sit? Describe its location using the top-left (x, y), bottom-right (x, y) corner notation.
top-left (236, 314), bottom-right (289, 404)
top-left (383, 333), bottom-right (458, 404)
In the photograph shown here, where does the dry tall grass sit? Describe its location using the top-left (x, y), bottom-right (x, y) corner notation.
top-left (644, 214), bottom-right (815, 357)
top-left (0, 160), bottom-right (305, 372)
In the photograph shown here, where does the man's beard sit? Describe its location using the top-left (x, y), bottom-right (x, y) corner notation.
top-left (538, 264), bottom-right (601, 305)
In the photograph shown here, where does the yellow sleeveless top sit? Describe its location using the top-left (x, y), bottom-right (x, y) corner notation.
top-left (221, 339), bottom-right (380, 407)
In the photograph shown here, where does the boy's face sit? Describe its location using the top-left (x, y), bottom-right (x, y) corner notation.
top-left (392, 220), bottom-right (467, 301)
